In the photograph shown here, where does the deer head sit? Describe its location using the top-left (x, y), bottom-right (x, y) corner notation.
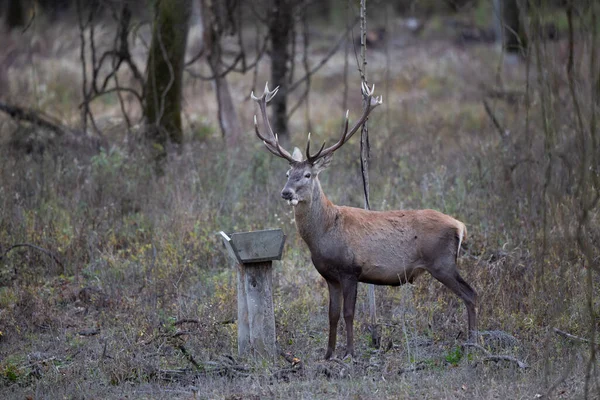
top-left (251, 82), bottom-right (382, 207)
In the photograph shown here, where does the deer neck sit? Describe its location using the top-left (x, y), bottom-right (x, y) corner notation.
top-left (293, 178), bottom-right (336, 248)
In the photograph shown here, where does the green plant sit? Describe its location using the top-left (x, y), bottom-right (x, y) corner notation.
top-left (444, 346), bottom-right (463, 366)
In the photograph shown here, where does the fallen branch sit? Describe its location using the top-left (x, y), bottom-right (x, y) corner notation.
top-left (1, 243), bottom-right (64, 270)
top-left (176, 344), bottom-right (201, 370)
top-left (463, 342), bottom-right (529, 369)
top-left (462, 342), bottom-right (492, 356)
top-left (483, 355), bottom-right (529, 369)
top-left (271, 366), bottom-right (301, 381)
top-left (173, 319), bottom-right (200, 326)
top-left (553, 327), bottom-right (590, 344)
top-left (202, 356), bottom-right (250, 377)
top-left (159, 357), bottom-right (250, 382)
top-left (0, 102), bottom-right (70, 136)
top-left (140, 329), bottom-right (193, 345)
top-left (78, 328), bottom-right (100, 336)
top-left (398, 362), bottom-right (430, 375)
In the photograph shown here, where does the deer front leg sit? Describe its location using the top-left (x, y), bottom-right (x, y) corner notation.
top-left (342, 279), bottom-right (358, 358)
top-left (325, 281), bottom-right (342, 360)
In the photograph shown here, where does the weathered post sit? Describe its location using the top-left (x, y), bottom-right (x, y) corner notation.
top-left (219, 229), bottom-right (285, 360)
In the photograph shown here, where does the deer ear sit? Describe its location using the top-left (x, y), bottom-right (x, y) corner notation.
top-left (313, 153), bottom-right (333, 173)
top-left (292, 147), bottom-right (302, 162)
top-left (292, 147), bottom-right (303, 162)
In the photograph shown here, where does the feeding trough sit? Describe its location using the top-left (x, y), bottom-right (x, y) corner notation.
top-left (219, 229), bottom-right (285, 359)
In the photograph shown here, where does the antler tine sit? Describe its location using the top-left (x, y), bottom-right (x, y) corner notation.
top-left (305, 132), bottom-right (327, 162)
top-left (250, 81), bottom-right (280, 101)
top-left (361, 82), bottom-right (376, 97)
top-left (273, 134), bottom-right (295, 161)
top-left (266, 85), bottom-right (280, 103)
top-left (308, 85), bottom-right (382, 162)
top-left (340, 109), bottom-right (350, 142)
top-left (254, 115), bottom-right (279, 152)
top-left (251, 82), bottom-right (295, 163)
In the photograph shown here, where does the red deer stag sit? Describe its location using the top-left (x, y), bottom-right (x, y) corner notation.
top-left (251, 82), bottom-right (477, 359)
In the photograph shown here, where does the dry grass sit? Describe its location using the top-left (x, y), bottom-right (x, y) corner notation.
top-left (0, 7), bottom-right (599, 400)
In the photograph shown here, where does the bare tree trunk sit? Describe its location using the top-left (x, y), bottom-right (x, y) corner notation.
top-left (144, 0), bottom-right (192, 156)
top-left (359, 0), bottom-right (380, 350)
top-left (213, 71), bottom-right (242, 148)
top-left (269, 0), bottom-right (293, 140)
top-left (4, 0), bottom-right (26, 29)
top-left (495, 0), bottom-right (527, 54)
top-left (200, 0), bottom-right (243, 148)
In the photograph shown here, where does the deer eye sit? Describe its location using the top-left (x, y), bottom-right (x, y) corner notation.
top-left (304, 172), bottom-right (312, 178)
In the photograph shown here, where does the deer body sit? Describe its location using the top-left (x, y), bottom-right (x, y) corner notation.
top-left (297, 201), bottom-right (466, 287)
top-left (251, 83), bottom-right (477, 359)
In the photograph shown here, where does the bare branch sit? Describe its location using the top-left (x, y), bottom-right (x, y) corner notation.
top-left (482, 355), bottom-right (529, 369)
top-left (288, 17), bottom-right (359, 94)
top-left (554, 327), bottom-right (592, 345)
top-left (1, 243), bottom-right (64, 270)
top-left (483, 98), bottom-right (509, 139)
top-left (462, 342), bottom-right (529, 369)
top-left (0, 102), bottom-right (70, 136)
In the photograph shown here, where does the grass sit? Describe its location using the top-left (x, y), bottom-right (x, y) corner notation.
top-left (1, 5), bottom-right (599, 399)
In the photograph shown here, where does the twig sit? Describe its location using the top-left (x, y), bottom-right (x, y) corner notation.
top-left (1, 243), bottom-right (64, 270)
top-left (272, 366), bottom-right (301, 380)
top-left (462, 342), bottom-right (491, 356)
top-left (173, 319), bottom-right (200, 326)
top-left (288, 17), bottom-right (359, 94)
top-left (0, 103), bottom-right (69, 136)
top-left (482, 98), bottom-right (508, 139)
top-left (553, 327), bottom-right (591, 344)
top-left (78, 328), bottom-right (100, 336)
top-left (398, 362), bottom-right (430, 375)
top-left (482, 355), bottom-right (529, 369)
top-left (463, 342), bottom-right (529, 369)
top-left (80, 87), bottom-right (143, 108)
top-left (176, 344), bottom-right (201, 370)
top-left (186, 53), bottom-right (243, 80)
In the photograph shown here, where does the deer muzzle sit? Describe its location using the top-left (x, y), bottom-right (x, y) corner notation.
top-left (281, 188), bottom-right (298, 206)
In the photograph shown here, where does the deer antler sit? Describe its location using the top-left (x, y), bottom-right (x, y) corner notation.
top-left (306, 82), bottom-right (382, 163)
top-left (251, 82), bottom-right (296, 163)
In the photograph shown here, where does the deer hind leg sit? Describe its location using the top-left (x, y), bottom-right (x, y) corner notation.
top-left (325, 281), bottom-right (342, 360)
top-left (341, 279), bottom-right (358, 358)
top-left (428, 261), bottom-right (478, 341)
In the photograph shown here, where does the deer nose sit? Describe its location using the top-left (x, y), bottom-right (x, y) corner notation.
top-left (281, 188), bottom-right (294, 200)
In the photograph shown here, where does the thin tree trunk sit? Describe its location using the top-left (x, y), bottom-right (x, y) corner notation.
top-left (144, 0), bottom-right (192, 155)
top-left (269, 0), bottom-right (292, 140)
top-left (5, 0), bottom-right (26, 29)
top-left (498, 0), bottom-right (527, 54)
top-left (359, 0), bottom-right (380, 350)
top-left (213, 73), bottom-right (242, 148)
top-left (201, 0), bottom-right (242, 148)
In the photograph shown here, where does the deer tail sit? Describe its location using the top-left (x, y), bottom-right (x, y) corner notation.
top-left (456, 221), bottom-right (467, 263)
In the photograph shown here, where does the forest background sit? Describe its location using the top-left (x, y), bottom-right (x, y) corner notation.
top-left (0, 0), bottom-right (599, 398)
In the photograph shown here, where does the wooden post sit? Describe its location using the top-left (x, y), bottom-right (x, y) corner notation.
top-left (219, 229), bottom-right (285, 360)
